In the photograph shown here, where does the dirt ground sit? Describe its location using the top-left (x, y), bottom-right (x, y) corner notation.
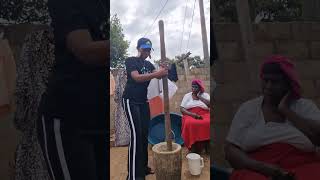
top-left (110, 145), bottom-right (210, 180)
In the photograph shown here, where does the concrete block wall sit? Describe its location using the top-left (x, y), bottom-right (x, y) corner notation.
top-left (213, 22), bottom-right (320, 166)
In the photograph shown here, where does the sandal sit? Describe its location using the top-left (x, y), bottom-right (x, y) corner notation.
top-left (145, 167), bottom-right (155, 175)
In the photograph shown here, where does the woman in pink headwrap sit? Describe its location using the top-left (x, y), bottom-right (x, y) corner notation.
top-left (225, 55), bottom-right (320, 180)
top-left (180, 79), bottom-right (210, 153)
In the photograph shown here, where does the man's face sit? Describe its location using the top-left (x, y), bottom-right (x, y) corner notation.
top-left (261, 73), bottom-right (290, 99)
top-left (138, 48), bottom-right (151, 59)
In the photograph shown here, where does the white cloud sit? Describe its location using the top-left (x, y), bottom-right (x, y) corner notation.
top-left (111, 0), bottom-right (210, 62)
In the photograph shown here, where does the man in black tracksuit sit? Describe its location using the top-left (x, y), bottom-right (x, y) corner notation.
top-left (122, 38), bottom-right (168, 180)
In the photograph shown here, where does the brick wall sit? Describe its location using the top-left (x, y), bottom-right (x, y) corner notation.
top-left (213, 22), bottom-right (320, 166)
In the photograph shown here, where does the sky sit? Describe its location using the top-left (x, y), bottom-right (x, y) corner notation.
top-left (110, 0), bottom-right (210, 62)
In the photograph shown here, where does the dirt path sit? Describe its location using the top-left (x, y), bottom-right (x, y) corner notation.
top-left (110, 146), bottom-right (210, 180)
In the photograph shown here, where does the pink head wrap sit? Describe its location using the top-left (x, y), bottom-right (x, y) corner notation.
top-left (192, 79), bottom-right (205, 93)
top-left (260, 55), bottom-right (301, 99)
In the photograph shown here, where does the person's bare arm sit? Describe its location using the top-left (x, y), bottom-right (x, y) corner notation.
top-left (66, 29), bottom-right (108, 66)
top-left (131, 68), bottom-right (168, 83)
top-left (225, 142), bottom-right (288, 178)
top-left (180, 107), bottom-right (202, 119)
top-left (278, 93), bottom-right (320, 146)
top-left (197, 93), bottom-right (210, 108)
top-left (281, 109), bottom-right (320, 146)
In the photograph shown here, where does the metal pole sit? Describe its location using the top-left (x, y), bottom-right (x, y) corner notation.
top-left (199, 0), bottom-right (210, 66)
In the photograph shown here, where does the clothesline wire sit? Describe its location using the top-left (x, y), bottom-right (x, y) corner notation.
top-left (143, 0), bottom-right (169, 38)
top-left (186, 0), bottom-right (196, 51)
top-left (179, 0), bottom-right (189, 55)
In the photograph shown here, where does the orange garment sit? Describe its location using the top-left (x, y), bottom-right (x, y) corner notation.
top-left (0, 39), bottom-right (16, 116)
top-left (148, 96), bottom-right (164, 118)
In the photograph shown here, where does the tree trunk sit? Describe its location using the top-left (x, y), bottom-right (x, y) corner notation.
top-left (152, 142), bottom-right (182, 180)
top-left (212, 1), bottom-right (219, 22)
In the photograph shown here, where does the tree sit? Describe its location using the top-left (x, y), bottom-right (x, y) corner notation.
top-left (0, 0), bottom-right (50, 24)
top-left (177, 55), bottom-right (204, 69)
top-left (254, 0), bottom-right (302, 22)
top-left (110, 14), bottom-right (130, 68)
top-left (215, 0), bottom-right (302, 22)
top-left (154, 53), bottom-right (205, 69)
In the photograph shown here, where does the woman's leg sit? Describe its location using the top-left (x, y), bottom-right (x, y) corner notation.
top-left (37, 114), bottom-right (97, 180)
top-left (122, 99), bottom-right (145, 180)
top-left (140, 103), bottom-right (152, 174)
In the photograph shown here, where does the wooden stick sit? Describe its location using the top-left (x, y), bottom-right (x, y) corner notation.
top-left (159, 20), bottom-right (172, 151)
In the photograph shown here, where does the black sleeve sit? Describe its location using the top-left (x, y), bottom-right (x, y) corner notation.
top-left (125, 58), bottom-right (138, 74)
top-left (147, 61), bottom-right (155, 72)
top-left (48, 0), bottom-right (88, 46)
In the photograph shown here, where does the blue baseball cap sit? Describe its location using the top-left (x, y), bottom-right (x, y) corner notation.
top-left (137, 37), bottom-right (152, 49)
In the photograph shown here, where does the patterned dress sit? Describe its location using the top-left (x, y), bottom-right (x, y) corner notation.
top-left (14, 29), bottom-right (55, 180)
top-left (114, 69), bottom-right (130, 146)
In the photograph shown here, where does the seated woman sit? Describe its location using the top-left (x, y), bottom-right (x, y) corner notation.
top-left (225, 55), bottom-right (320, 180)
top-left (180, 79), bottom-right (210, 153)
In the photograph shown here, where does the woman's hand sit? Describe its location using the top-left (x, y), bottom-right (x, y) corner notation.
top-left (278, 92), bottom-right (292, 116)
top-left (193, 114), bottom-right (203, 120)
top-left (258, 163), bottom-right (292, 179)
top-left (155, 67), bottom-right (168, 79)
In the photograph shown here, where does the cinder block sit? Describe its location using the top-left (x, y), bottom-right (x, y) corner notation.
top-left (179, 75), bottom-right (185, 80)
top-left (315, 80), bottom-right (320, 98)
top-left (300, 80), bottom-right (317, 98)
top-left (275, 41), bottom-right (309, 59)
top-left (214, 23), bottom-right (241, 41)
top-left (253, 42), bottom-right (275, 59)
top-left (214, 82), bottom-right (250, 102)
top-left (212, 103), bottom-right (234, 124)
top-left (254, 23), bottom-right (273, 41)
top-left (291, 22), bottom-right (313, 41)
top-left (295, 61), bottom-right (320, 80)
top-left (311, 42), bottom-right (320, 59)
top-left (186, 75), bottom-right (196, 81)
top-left (222, 62), bottom-right (250, 82)
top-left (311, 23), bottom-right (320, 41)
top-left (265, 23), bottom-right (292, 40)
top-left (217, 42), bottom-right (241, 61)
top-left (196, 75), bottom-right (207, 81)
